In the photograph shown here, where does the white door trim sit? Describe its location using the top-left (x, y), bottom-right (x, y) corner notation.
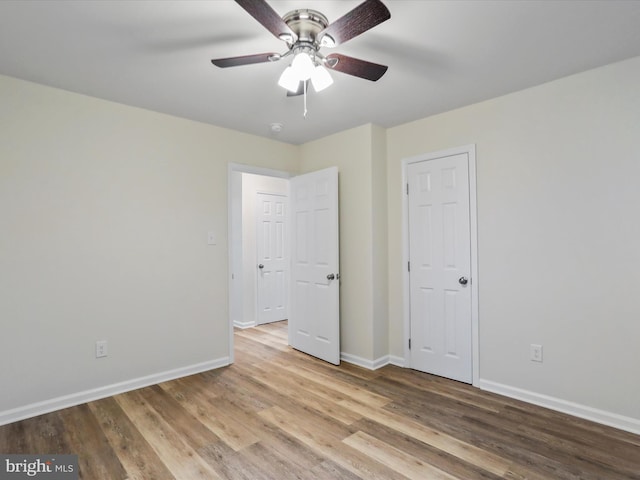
top-left (227, 163), bottom-right (291, 365)
top-left (401, 145), bottom-right (480, 386)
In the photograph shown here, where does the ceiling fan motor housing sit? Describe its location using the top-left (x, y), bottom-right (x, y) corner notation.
top-left (282, 9), bottom-right (332, 48)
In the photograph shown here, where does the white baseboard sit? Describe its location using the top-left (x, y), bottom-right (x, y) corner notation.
top-left (233, 320), bottom-right (256, 329)
top-left (0, 357), bottom-right (230, 427)
top-left (478, 379), bottom-right (640, 436)
top-left (388, 355), bottom-right (405, 367)
top-left (341, 352), bottom-right (392, 370)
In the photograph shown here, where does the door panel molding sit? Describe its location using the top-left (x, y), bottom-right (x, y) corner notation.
top-left (401, 145), bottom-right (479, 385)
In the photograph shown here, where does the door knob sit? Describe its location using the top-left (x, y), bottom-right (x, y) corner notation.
top-left (258, 264), bottom-right (264, 269)
top-left (327, 273), bottom-right (335, 280)
top-left (458, 276), bottom-right (468, 285)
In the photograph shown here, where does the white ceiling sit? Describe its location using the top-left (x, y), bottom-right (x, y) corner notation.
top-left (1, 1), bottom-right (640, 145)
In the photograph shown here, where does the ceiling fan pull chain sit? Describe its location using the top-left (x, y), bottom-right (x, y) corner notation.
top-left (303, 80), bottom-right (308, 118)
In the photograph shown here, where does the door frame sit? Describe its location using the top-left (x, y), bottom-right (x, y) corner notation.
top-left (401, 145), bottom-right (480, 386)
top-left (227, 163), bottom-right (291, 365)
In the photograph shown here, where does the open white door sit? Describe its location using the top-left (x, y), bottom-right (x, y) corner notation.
top-left (289, 167), bottom-right (340, 365)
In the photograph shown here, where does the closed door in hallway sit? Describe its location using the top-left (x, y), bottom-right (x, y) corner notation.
top-left (256, 192), bottom-right (288, 325)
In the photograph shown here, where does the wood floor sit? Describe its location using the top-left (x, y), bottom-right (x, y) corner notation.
top-left (1, 321), bottom-right (639, 479)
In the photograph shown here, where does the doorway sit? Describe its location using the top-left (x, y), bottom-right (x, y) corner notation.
top-left (402, 145), bottom-right (479, 384)
top-left (228, 164), bottom-right (291, 364)
top-left (227, 164), bottom-right (341, 365)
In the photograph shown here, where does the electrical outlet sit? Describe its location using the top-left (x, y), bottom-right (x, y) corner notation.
top-left (96, 340), bottom-right (108, 358)
top-left (530, 344), bottom-right (543, 363)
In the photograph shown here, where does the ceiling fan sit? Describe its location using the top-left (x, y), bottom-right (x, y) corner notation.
top-left (211, 0), bottom-right (391, 96)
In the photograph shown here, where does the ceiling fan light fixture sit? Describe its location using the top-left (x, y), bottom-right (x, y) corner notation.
top-left (311, 65), bottom-right (333, 92)
top-left (278, 66), bottom-right (300, 92)
top-left (212, 0), bottom-right (392, 102)
top-left (291, 51), bottom-right (315, 81)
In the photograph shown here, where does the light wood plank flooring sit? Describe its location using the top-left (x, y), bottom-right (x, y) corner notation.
top-left (1, 321), bottom-right (639, 479)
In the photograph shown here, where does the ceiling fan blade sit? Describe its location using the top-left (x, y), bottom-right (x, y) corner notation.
top-left (235, 0), bottom-right (297, 42)
top-left (211, 52), bottom-right (279, 68)
top-left (286, 80), bottom-right (309, 97)
top-left (318, 0), bottom-right (390, 47)
top-left (325, 54), bottom-right (388, 81)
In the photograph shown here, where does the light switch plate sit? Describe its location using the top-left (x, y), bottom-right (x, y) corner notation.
top-left (530, 344), bottom-right (543, 363)
top-left (96, 340), bottom-right (108, 358)
top-left (207, 231), bottom-right (216, 245)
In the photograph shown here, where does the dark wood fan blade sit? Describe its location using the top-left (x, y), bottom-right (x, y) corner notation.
top-left (235, 0), bottom-right (296, 42)
top-left (318, 0), bottom-right (390, 47)
top-left (211, 52), bottom-right (279, 68)
top-left (325, 53), bottom-right (388, 81)
top-left (286, 80), bottom-right (309, 97)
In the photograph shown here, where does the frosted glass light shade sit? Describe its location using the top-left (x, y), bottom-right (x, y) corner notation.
top-left (291, 52), bottom-right (315, 81)
top-left (278, 66), bottom-right (300, 92)
top-left (311, 65), bottom-right (333, 92)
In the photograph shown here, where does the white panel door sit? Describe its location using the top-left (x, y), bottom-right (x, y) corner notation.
top-left (408, 153), bottom-right (472, 383)
top-left (256, 193), bottom-right (288, 325)
top-left (289, 167), bottom-right (340, 365)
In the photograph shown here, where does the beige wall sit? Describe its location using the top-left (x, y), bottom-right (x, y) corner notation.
top-left (370, 125), bottom-right (389, 361)
top-left (0, 75), bottom-right (297, 416)
top-left (387, 55), bottom-right (640, 422)
top-left (3, 53), bottom-right (640, 430)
